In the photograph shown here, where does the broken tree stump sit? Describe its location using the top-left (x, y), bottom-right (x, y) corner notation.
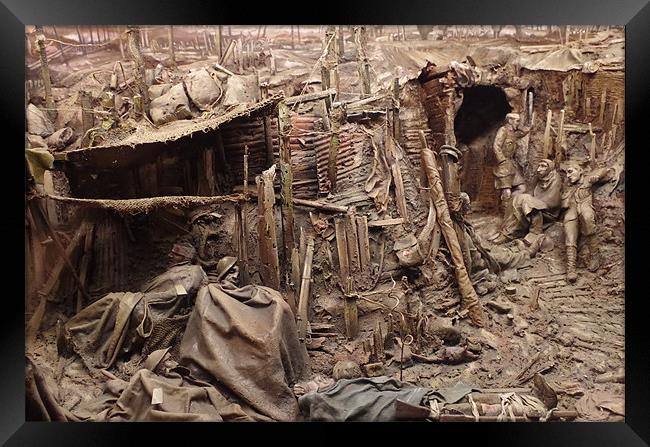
top-left (256, 166), bottom-right (281, 290)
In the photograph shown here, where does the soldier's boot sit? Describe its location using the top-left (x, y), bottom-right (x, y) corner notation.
top-left (529, 212), bottom-right (543, 235)
top-left (524, 233), bottom-right (545, 257)
top-left (566, 245), bottom-right (578, 283)
top-left (585, 234), bottom-right (601, 272)
top-left (467, 301), bottom-right (487, 328)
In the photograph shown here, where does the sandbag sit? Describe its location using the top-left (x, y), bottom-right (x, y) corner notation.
top-left (184, 69), bottom-right (222, 110)
top-left (27, 134), bottom-right (48, 149)
top-left (27, 103), bottom-right (55, 137)
top-left (221, 74), bottom-right (260, 107)
top-left (149, 83), bottom-right (192, 125)
top-left (148, 83), bottom-right (172, 101)
top-left (46, 127), bottom-right (75, 150)
top-left (179, 281), bottom-right (310, 421)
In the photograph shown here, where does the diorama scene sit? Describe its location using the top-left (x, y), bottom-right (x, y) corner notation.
top-left (25, 25), bottom-right (625, 422)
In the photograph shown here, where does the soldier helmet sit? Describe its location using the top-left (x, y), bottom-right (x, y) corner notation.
top-left (215, 256), bottom-right (238, 281)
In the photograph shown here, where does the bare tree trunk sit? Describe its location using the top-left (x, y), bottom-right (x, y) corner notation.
top-left (168, 25), bottom-right (176, 66)
top-left (35, 26), bottom-right (56, 121)
top-left (126, 25), bottom-right (149, 115)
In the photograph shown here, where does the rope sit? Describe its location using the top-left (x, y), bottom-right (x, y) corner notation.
top-left (43, 193), bottom-right (248, 216)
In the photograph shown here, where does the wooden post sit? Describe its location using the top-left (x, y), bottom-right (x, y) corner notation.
top-left (354, 26), bottom-right (371, 98)
top-left (168, 26), bottom-right (176, 67)
top-left (291, 25), bottom-right (295, 49)
top-left (215, 25), bottom-right (223, 60)
top-left (356, 215), bottom-right (371, 276)
top-left (263, 115), bottom-right (274, 167)
top-left (393, 77), bottom-right (401, 142)
top-left (556, 109), bottom-right (565, 163)
top-left (610, 100), bottom-right (618, 130)
top-left (79, 91), bottom-right (94, 147)
top-left (297, 237), bottom-right (315, 341)
top-left (338, 25), bottom-right (345, 57)
top-left (527, 91), bottom-right (534, 126)
top-left (542, 109), bottom-right (552, 159)
top-left (585, 96), bottom-right (591, 121)
top-left (344, 292), bottom-right (359, 340)
top-left (334, 217), bottom-right (350, 282)
top-left (256, 167), bottom-right (281, 290)
top-left (589, 123), bottom-right (596, 169)
top-left (35, 26), bottom-right (56, 121)
top-left (321, 26), bottom-right (336, 98)
top-left (76, 26), bottom-right (87, 55)
top-left (278, 102), bottom-right (296, 264)
top-left (599, 88), bottom-right (607, 126)
top-left (387, 110), bottom-right (409, 220)
top-left (126, 25), bottom-right (150, 114)
top-left (201, 148), bottom-right (217, 196)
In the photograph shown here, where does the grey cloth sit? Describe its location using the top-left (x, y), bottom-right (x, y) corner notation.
top-left (298, 376), bottom-right (432, 422)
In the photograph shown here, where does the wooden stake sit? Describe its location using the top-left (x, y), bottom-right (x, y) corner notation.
top-left (297, 237), bottom-right (315, 341)
top-left (599, 88), bottom-right (607, 126)
top-left (387, 110), bottom-right (409, 220)
top-left (215, 25), bottom-right (223, 60)
top-left (263, 115), bottom-right (274, 167)
top-left (243, 145), bottom-right (249, 196)
top-left (354, 26), bottom-right (371, 98)
top-left (328, 104), bottom-right (341, 192)
top-left (556, 109), bottom-right (565, 163)
top-left (79, 91), bottom-right (94, 147)
top-left (542, 109), bottom-right (552, 159)
top-left (585, 96), bottom-right (591, 121)
top-left (256, 167), bottom-right (281, 290)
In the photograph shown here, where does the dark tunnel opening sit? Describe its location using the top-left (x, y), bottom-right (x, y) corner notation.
top-left (454, 86), bottom-right (512, 212)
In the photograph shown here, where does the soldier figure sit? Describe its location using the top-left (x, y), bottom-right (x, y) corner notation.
top-left (492, 113), bottom-right (531, 228)
top-left (492, 159), bottom-right (562, 244)
top-left (561, 161), bottom-right (615, 282)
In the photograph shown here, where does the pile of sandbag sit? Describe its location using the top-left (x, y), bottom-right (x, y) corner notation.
top-left (26, 103), bottom-right (75, 150)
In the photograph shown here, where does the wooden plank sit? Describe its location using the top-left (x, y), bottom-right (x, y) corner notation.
top-left (278, 101), bottom-right (296, 263)
top-left (368, 218), bottom-right (405, 227)
top-left (285, 88), bottom-right (337, 106)
top-left (334, 217), bottom-right (350, 282)
top-left (589, 123), bottom-right (597, 168)
top-left (599, 88), bottom-right (607, 126)
top-left (345, 208), bottom-right (360, 273)
top-left (556, 109), bottom-right (565, 163)
top-left (356, 215), bottom-right (371, 275)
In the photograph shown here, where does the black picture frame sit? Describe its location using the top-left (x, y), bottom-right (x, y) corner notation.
top-left (4, 0), bottom-right (648, 445)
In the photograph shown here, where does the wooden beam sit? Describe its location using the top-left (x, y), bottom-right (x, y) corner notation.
top-left (285, 88), bottom-right (337, 106)
top-left (368, 218), bottom-right (405, 227)
top-left (589, 123), bottom-right (597, 169)
top-left (599, 88), bottom-right (607, 126)
top-left (556, 109), bottom-right (565, 163)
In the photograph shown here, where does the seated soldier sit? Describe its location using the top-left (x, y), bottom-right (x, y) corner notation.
top-left (492, 159), bottom-right (562, 244)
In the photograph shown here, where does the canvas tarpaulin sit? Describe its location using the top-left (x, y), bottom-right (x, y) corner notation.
top-left (65, 265), bottom-right (206, 369)
top-left (179, 281), bottom-right (311, 422)
top-left (96, 367), bottom-right (252, 422)
top-left (298, 376), bottom-right (434, 422)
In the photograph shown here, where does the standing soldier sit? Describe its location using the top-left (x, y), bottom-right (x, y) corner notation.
top-left (491, 113), bottom-right (531, 231)
top-left (561, 161), bottom-right (615, 282)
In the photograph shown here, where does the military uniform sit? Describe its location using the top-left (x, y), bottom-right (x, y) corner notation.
top-left (493, 125), bottom-right (527, 190)
top-left (561, 167), bottom-right (613, 281)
